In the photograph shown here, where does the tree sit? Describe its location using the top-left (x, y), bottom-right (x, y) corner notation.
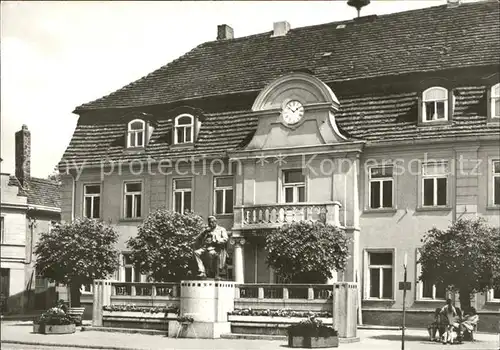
top-left (46, 165), bottom-right (61, 184)
top-left (265, 221), bottom-right (350, 283)
top-left (126, 209), bottom-right (205, 282)
top-left (418, 217), bottom-right (500, 310)
top-left (34, 218), bottom-right (120, 307)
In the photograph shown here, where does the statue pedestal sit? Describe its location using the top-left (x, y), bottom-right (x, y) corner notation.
top-left (168, 280), bottom-right (235, 339)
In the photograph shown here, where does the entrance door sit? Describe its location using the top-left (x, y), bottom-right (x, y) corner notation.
top-left (0, 268), bottom-right (10, 313)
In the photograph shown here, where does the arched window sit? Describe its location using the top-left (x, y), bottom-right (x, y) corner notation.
top-left (174, 114), bottom-right (194, 144)
top-left (127, 119), bottom-right (145, 148)
top-left (422, 87), bottom-right (448, 122)
top-left (491, 83), bottom-right (500, 119)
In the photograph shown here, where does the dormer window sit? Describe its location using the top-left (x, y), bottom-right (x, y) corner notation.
top-left (491, 83), bottom-right (500, 119)
top-left (422, 87), bottom-right (448, 122)
top-left (174, 114), bottom-right (194, 144)
top-left (127, 119), bottom-right (145, 148)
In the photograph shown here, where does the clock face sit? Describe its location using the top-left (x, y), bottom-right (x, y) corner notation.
top-left (282, 100), bottom-right (304, 125)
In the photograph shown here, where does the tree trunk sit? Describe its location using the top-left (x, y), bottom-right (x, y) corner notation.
top-left (70, 283), bottom-right (81, 308)
top-left (458, 289), bottom-right (471, 312)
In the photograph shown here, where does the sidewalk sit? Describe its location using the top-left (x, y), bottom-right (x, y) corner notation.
top-left (1, 321), bottom-right (499, 350)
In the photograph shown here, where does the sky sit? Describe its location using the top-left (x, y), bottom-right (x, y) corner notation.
top-left (0, 0), bottom-right (452, 178)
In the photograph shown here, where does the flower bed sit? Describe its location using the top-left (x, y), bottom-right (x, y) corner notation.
top-left (102, 304), bottom-right (179, 314)
top-left (228, 308), bottom-right (332, 318)
top-left (101, 304), bottom-right (179, 331)
top-left (228, 309), bottom-right (334, 337)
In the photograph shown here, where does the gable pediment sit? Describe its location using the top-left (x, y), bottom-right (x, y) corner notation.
top-left (246, 72), bottom-right (347, 151)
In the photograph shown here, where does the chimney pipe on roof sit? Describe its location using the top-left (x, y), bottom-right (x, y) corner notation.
top-left (272, 21), bottom-right (290, 37)
top-left (447, 0), bottom-right (461, 7)
top-left (217, 24), bottom-right (234, 40)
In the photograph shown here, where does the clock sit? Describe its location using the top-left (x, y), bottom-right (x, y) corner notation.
top-left (282, 100), bottom-right (304, 125)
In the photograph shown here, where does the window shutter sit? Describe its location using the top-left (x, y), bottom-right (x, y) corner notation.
top-left (448, 89), bottom-right (454, 121)
top-left (363, 250), bottom-right (369, 299)
top-left (486, 85), bottom-right (492, 120)
top-left (415, 248), bottom-right (421, 300)
top-left (417, 95), bottom-right (423, 125)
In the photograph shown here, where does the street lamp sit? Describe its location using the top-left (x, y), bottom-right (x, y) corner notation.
top-left (401, 252), bottom-right (408, 350)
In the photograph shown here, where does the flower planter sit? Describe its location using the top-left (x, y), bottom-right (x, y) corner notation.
top-left (103, 311), bottom-right (177, 319)
top-left (33, 324), bottom-right (76, 334)
top-left (228, 315), bottom-right (332, 325)
top-left (288, 334), bottom-right (339, 348)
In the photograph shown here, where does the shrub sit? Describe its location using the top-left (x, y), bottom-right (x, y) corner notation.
top-left (419, 217), bottom-right (500, 310)
top-left (34, 218), bottom-right (120, 307)
top-left (126, 209), bottom-right (205, 281)
top-left (287, 316), bottom-right (338, 337)
top-left (266, 221), bottom-right (349, 283)
top-left (34, 307), bottom-right (75, 326)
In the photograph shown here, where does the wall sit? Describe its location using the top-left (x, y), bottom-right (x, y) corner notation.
top-left (359, 140), bottom-right (500, 315)
top-left (1, 173), bottom-right (28, 313)
top-left (61, 162), bottom-right (236, 274)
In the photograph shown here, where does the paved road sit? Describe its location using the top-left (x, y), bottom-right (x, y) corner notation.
top-left (2, 321), bottom-right (499, 350)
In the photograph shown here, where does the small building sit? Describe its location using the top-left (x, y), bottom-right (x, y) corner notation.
top-left (58, 1), bottom-right (499, 330)
top-left (1, 125), bottom-right (61, 314)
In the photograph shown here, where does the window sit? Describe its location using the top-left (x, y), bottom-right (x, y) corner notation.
top-left (283, 169), bottom-right (305, 203)
top-left (174, 114), bottom-right (194, 144)
top-left (0, 217), bottom-right (4, 243)
top-left (494, 288), bottom-right (500, 300)
top-left (493, 160), bottom-right (500, 206)
top-left (491, 83), bottom-right (500, 119)
top-left (369, 167), bottom-right (394, 209)
top-left (123, 254), bottom-right (141, 283)
top-left (422, 87), bottom-right (448, 122)
top-left (127, 119), bottom-right (145, 148)
top-left (80, 284), bottom-right (93, 294)
top-left (422, 162), bottom-right (448, 207)
top-left (83, 184), bottom-right (101, 219)
top-left (421, 280), bottom-right (446, 300)
top-left (214, 177), bottom-right (233, 215)
top-left (416, 249), bottom-right (446, 300)
top-left (173, 178), bottom-right (192, 213)
top-left (367, 251), bottom-right (393, 299)
top-left (124, 182), bottom-right (142, 218)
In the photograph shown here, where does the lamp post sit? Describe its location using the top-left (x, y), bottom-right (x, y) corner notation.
top-left (401, 252), bottom-right (408, 350)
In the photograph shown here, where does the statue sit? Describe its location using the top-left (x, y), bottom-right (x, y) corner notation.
top-left (193, 216), bottom-right (228, 280)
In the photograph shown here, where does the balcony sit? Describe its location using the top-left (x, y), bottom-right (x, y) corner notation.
top-left (233, 202), bottom-right (342, 230)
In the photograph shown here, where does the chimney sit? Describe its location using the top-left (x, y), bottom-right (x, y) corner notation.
top-left (217, 24), bottom-right (234, 40)
top-left (272, 21), bottom-right (290, 37)
top-left (15, 124), bottom-right (31, 187)
top-left (447, 0), bottom-right (461, 7)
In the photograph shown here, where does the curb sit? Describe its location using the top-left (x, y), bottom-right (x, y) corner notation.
top-left (1, 340), bottom-right (144, 350)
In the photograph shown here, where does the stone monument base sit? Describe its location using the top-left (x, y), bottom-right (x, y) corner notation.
top-left (168, 280), bottom-right (235, 339)
top-left (168, 321), bottom-right (231, 339)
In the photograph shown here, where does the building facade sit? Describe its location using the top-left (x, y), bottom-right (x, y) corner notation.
top-left (58, 1), bottom-right (499, 329)
top-left (0, 125), bottom-right (61, 314)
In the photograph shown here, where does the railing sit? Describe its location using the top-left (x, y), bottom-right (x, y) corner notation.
top-left (233, 202), bottom-right (342, 229)
top-left (236, 284), bottom-right (332, 301)
top-left (111, 282), bottom-right (179, 298)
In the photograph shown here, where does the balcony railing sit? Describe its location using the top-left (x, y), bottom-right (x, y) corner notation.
top-left (236, 284), bottom-right (333, 300)
top-left (233, 202), bottom-right (342, 230)
top-left (112, 282), bottom-right (179, 298)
